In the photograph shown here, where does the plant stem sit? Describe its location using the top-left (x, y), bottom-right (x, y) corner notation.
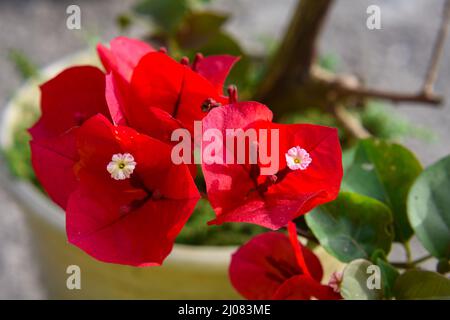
top-left (423, 0), bottom-right (450, 95)
top-left (390, 254), bottom-right (433, 269)
top-left (404, 242), bottom-right (412, 264)
top-left (333, 104), bottom-right (371, 139)
top-left (255, 0), bottom-right (334, 102)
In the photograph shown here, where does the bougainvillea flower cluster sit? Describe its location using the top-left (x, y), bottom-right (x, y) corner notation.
top-left (229, 222), bottom-right (341, 300)
top-left (28, 35), bottom-right (342, 288)
top-left (202, 102), bottom-right (342, 230)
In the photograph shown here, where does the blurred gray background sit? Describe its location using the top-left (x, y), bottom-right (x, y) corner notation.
top-left (0, 0), bottom-right (448, 298)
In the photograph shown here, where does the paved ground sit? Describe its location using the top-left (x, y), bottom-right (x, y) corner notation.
top-left (0, 0), bottom-right (448, 298)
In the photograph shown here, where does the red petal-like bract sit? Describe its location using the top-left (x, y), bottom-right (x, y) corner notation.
top-left (97, 36), bottom-right (155, 82)
top-left (97, 37), bottom-right (238, 143)
top-left (30, 130), bottom-right (78, 208)
top-left (272, 275), bottom-right (340, 300)
top-left (66, 115), bottom-right (200, 266)
top-left (29, 66), bottom-right (110, 140)
top-left (97, 37), bottom-right (154, 126)
top-left (127, 52), bottom-right (229, 139)
top-left (202, 102), bottom-right (343, 230)
top-left (229, 232), bottom-right (322, 299)
top-left (229, 228), bottom-right (341, 300)
top-left (194, 55), bottom-right (240, 95)
top-left (29, 66), bottom-right (110, 208)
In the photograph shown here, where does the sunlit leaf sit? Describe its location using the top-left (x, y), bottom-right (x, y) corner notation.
top-left (340, 259), bottom-right (383, 300)
top-left (407, 155), bottom-right (450, 260)
top-left (306, 192), bottom-right (394, 263)
top-left (343, 138), bottom-right (422, 242)
top-left (394, 270), bottom-right (450, 299)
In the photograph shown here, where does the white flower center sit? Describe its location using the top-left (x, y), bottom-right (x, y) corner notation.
top-left (107, 153), bottom-right (137, 180)
top-left (285, 146), bottom-right (312, 170)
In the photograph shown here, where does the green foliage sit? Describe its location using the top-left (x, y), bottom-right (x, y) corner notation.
top-left (8, 49), bottom-right (39, 80)
top-left (342, 138), bottom-right (422, 242)
top-left (116, 14), bottom-right (132, 32)
top-left (175, 12), bottom-right (229, 50)
top-left (375, 257), bottom-right (400, 299)
top-left (2, 103), bottom-right (37, 184)
top-left (318, 53), bottom-right (339, 73)
top-left (176, 199), bottom-right (266, 245)
top-left (134, 0), bottom-right (191, 34)
top-left (407, 155), bottom-right (450, 261)
top-left (393, 270), bottom-right (450, 299)
top-left (359, 102), bottom-right (433, 141)
top-left (280, 108), bottom-right (347, 142)
top-left (305, 192), bottom-right (394, 263)
top-left (280, 108), bottom-right (339, 127)
top-left (340, 259), bottom-right (383, 300)
top-left (341, 146), bottom-right (356, 172)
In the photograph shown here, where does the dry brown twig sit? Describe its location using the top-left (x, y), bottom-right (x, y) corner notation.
top-left (325, 0), bottom-right (450, 107)
top-left (333, 104), bottom-right (371, 139)
top-left (423, 0), bottom-right (450, 96)
top-left (328, 0), bottom-right (450, 138)
top-left (315, 0), bottom-right (450, 107)
top-left (312, 66), bottom-right (442, 106)
top-left (259, 0), bottom-right (450, 105)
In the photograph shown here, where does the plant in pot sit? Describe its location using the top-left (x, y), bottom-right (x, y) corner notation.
top-left (2, 0), bottom-right (450, 299)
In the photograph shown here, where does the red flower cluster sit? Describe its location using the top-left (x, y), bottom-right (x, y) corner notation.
top-left (29, 37), bottom-right (237, 266)
top-left (229, 222), bottom-right (341, 300)
top-left (29, 36), bottom-right (342, 279)
top-left (202, 102), bottom-right (342, 230)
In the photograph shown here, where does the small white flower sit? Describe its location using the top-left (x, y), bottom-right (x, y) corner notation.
top-left (285, 146), bottom-right (312, 170)
top-left (107, 153), bottom-right (137, 180)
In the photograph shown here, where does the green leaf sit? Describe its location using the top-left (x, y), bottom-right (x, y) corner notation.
top-left (134, 0), bottom-right (190, 33)
top-left (8, 49), bottom-right (39, 80)
top-left (176, 199), bottom-right (266, 245)
top-left (319, 53), bottom-right (339, 73)
top-left (342, 138), bottom-right (422, 242)
top-left (376, 258), bottom-right (399, 299)
top-left (116, 14), bottom-right (133, 31)
top-left (342, 146), bottom-right (356, 173)
top-left (195, 31), bottom-right (243, 56)
top-left (394, 270), bottom-right (450, 299)
top-left (305, 192), bottom-right (394, 263)
top-left (176, 12), bottom-right (229, 50)
top-left (407, 155), bottom-right (450, 260)
top-left (340, 259), bottom-right (383, 300)
top-left (360, 102), bottom-right (433, 141)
